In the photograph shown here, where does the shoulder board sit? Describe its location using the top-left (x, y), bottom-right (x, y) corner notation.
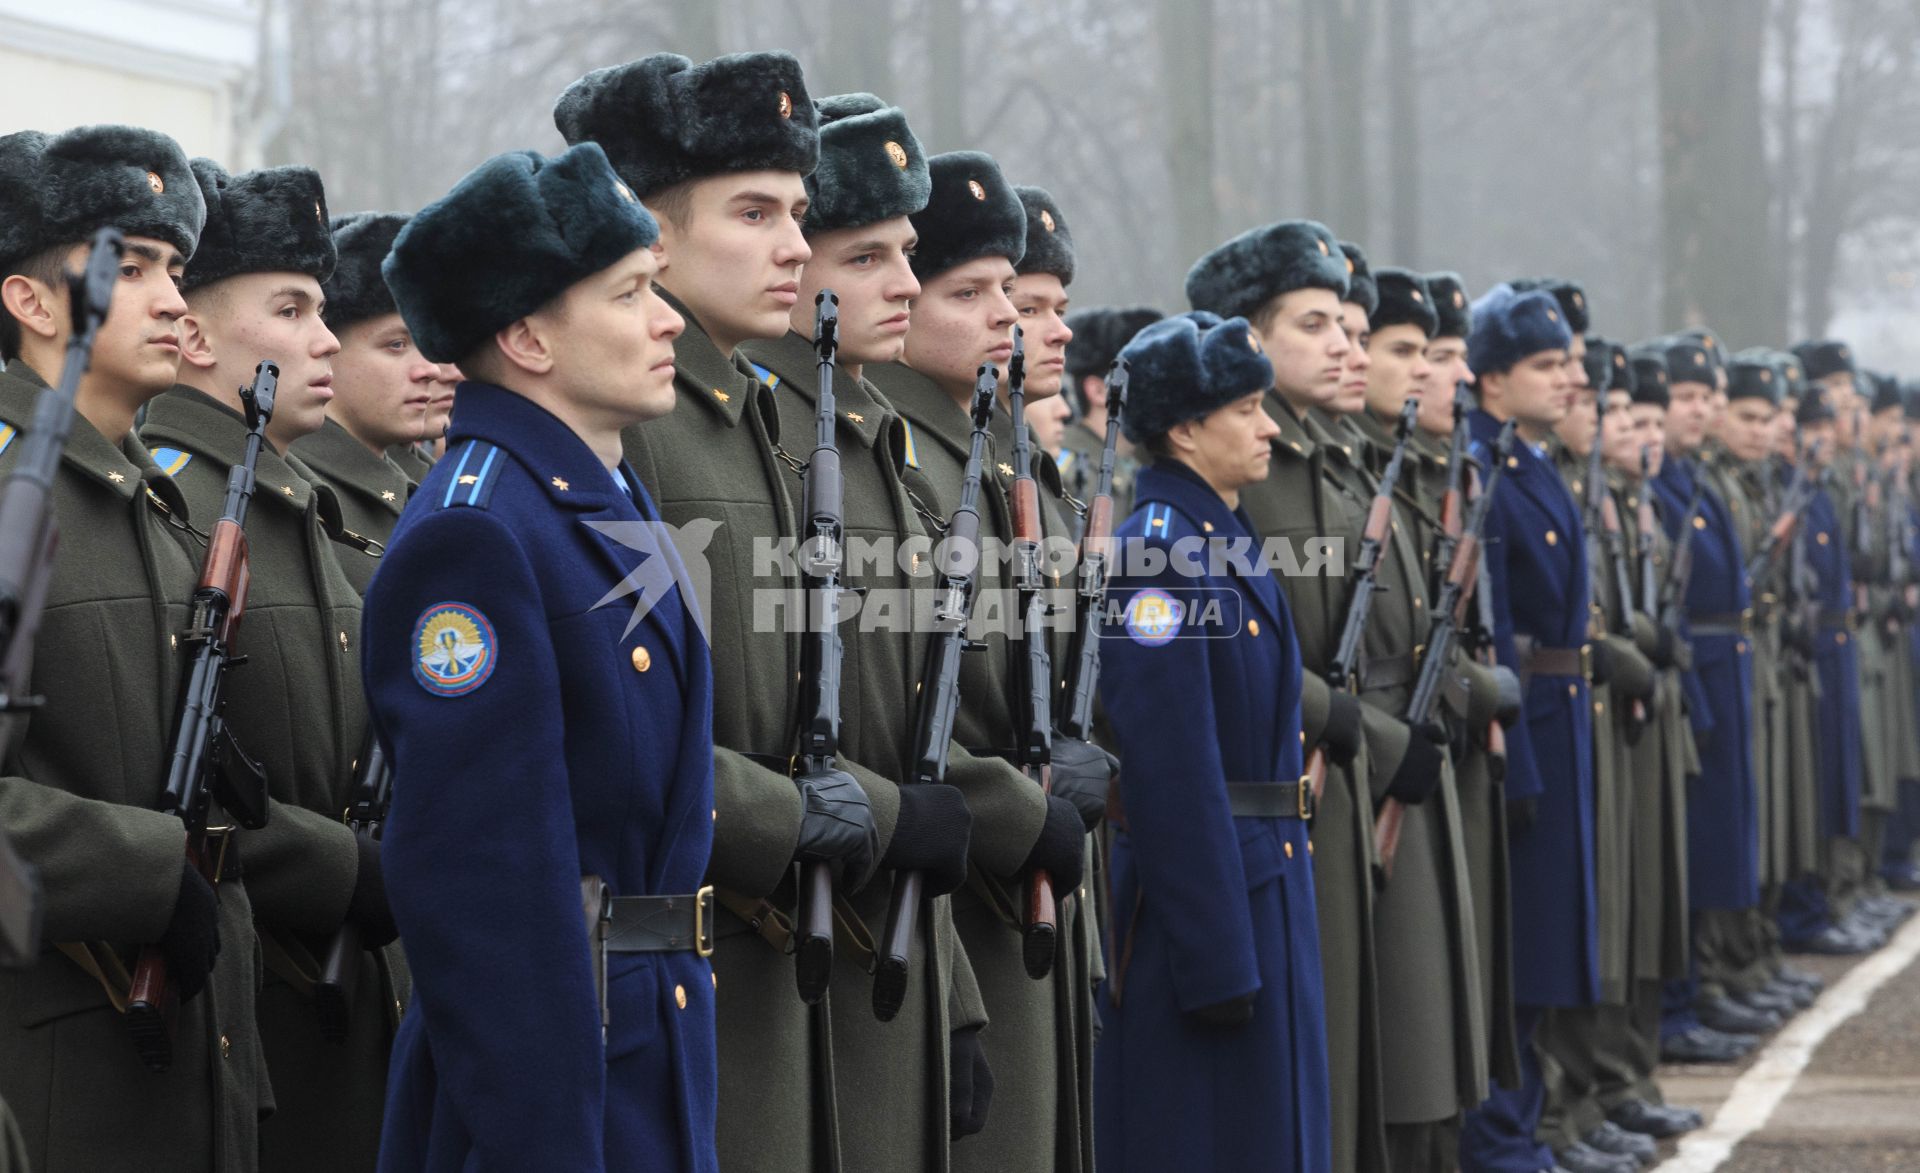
top-left (150, 446), bottom-right (192, 477)
top-left (1054, 449), bottom-right (1076, 474)
top-left (0, 424), bottom-right (16, 459)
top-left (1136, 500), bottom-right (1193, 538)
top-left (437, 439), bottom-right (505, 511)
top-left (748, 362), bottom-right (781, 392)
top-left (900, 418), bottom-right (921, 470)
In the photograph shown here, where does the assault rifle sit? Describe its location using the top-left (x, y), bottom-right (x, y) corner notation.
top-left (1006, 327), bottom-right (1062, 980)
top-left (792, 292), bottom-right (845, 1005)
top-left (125, 362), bottom-right (277, 1071)
top-left (873, 367), bottom-right (996, 1021)
top-left (0, 228), bottom-right (124, 963)
top-left (1305, 399), bottom-right (1419, 804)
top-left (1376, 420), bottom-right (1516, 873)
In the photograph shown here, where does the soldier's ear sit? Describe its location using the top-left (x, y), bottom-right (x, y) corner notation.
top-left (492, 315), bottom-right (556, 378)
top-left (0, 273), bottom-right (61, 345)
top-left (176, 310), bottom-right (218, 371)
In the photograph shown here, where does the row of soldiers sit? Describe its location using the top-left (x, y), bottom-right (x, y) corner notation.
top-left (2, 44), bottom-right (1919, 1173)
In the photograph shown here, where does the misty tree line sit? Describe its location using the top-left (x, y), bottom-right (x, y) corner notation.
top-left (260, 0), bottom-right (1920, 358)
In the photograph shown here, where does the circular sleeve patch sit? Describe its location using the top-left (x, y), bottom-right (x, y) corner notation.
top-left (1124, 588), bottom-right (1185, 647)
top-left (412, 602), bottom-right (498, 696)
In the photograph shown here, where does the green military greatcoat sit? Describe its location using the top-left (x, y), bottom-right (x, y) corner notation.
top-left (292, 418), bottom-right (412, 594)
top-left (868, 359), bottom-right (1097, 1173)
top-left (141, 386), bottom-right (393, 1172)
top-left (0, 361), bottom-right (268, 1172)
top-left (628, 304), bottom-right (978, 1173)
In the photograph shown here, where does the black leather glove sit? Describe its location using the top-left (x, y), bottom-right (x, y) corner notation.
top-left (1322, 690), bottom-right (1364, 768)
top-left (1650, 624), bottom-right (1680, 669)
top-left (1490, 666), bottom-right (1523, 726)
top-left (949, 1026), bottom-right (994, 1139)
top-left (1184, 991), bottom-right (1256, 1028)
top-left (793, 767), bottom-right (879, 890)
top-left (349, 835), bottom-right (400, 948)
top-left (161, 861), bottom-right (221, 1004)
top-left (882, 784), bottom-right (973, 897)
top-left (1506, 796), bottom-right (1538, 835)
top-left (1049, 737), bottom-right (1117, 832)
top-left (1019, 796), bottom-right (1087, 895)
top-left (1587, 640), bottom-right (1613, 687)
top-left (1385, 721), bottom-right (1448, 805)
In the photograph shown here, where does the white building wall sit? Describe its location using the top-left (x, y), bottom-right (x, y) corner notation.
top-left (0, 0), bottom-right (259, 165)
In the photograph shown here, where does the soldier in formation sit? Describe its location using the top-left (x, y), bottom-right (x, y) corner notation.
top-left (3, 48), bottom-right (1919, 1173)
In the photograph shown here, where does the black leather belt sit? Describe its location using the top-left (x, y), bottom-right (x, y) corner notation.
top-left (1518, 642), bottom-right (1588, 679)
top-left (1108, 777), bottom-right (1314, 830)
top-left (605, 888), bottom-right (715, 956)
top-left (1690, 609), bottom-right (1752, 639)
top-left (1360, 652), bottom-right (1418, 691)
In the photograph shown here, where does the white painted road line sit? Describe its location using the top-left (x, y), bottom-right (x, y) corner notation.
top-left (1654, 912), bottom-right (1920, 1173)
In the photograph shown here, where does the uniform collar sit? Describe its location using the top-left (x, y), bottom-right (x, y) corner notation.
top-left (0, 359), bottom-right (152, 502)
top-left (1267, 391), bottom-right (1319, 458)
top-left (866, 361), bottom-right (974, 458)
top-left (143, 385), bottom-right (315, 510)
top-left (1134, 460), bottom-right (1283, 626)
top-left (662, 288), bottom-right (764, 430)
top-left (443, 380), bottom-right (630, 512)
top-left (987, 393), bottom-right (1067, 500)
top-left (292, 417), bottom-right (410, 517)
top-left (739, 329), bottom-right (889, 451)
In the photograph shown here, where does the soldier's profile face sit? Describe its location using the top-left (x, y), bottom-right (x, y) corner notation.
top-left (82, 235), bottom-right (191, 402)
top-left (1799, 419), bottom-right (1836, 464)
top-left (1172, 390), bottom-right (1278, 494)
top-left (1331, 302), bottom-right (1371, 414)
top-left (793, 217), bottom-right (918, 367)
top-left (902, 254), bottom-right (1018, 393)
top-left (330, 312), bottom-right (445, 451)
top-left (1722, 398), bottom-right (1776, 463)
top-left (1010, 273), bottom-right (1072, 400)
top-left (1256, 288), bottom-right (1347, 410)
top-left (1664, 381), bottom-right (1714, 452)
top-left (541, 246), bottom-right (684, 426)
top-left (1483, 349), bottom-right (1569, 430)
top-left (649, 170), bottom-right (810, 352)
top-left (1629, 404), bottom-right (1667, 476)
top-left (1553, 385), bottom-right (1599, 456)
top-left (1564, 333), bottom-right (1590, 391)
top-left (183, 270), bottom-right (340, 449)
top-left (1363, 322), bottom-right (1431, 419)
top-left (1600, 391), bottom-right (1639, 470)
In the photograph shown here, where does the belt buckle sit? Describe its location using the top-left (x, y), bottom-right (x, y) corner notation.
top-left (1579, 643), bottom-right (1592, 681)
top-left (1297, 774), bottom-right (1315, 822)
top-left (205, 825), bottom-right (235, 881)
top-left (1741, 607), bottom-right (1754, 639)
top-left (695, 885), bottom-right (715, 958)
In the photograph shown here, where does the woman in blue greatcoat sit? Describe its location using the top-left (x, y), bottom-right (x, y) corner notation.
top-left (1095, 312), bottom-right (1330, 1173)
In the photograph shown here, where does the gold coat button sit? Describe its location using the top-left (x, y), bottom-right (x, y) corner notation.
top-left (631, 646), bottom-right (652, 673)
top-left (220, 1035), bottom-right (231, 1059)
top-left (1546, 530), bottom-right (1558, 546)
top-left (1248, 619), bottom-right (1261, 637)
top-left (1202, 521), bottom-right (1214, 533)
top-left (1736, 641), bottom-right (1748, 654)
top-left (1594, 701), bottom-right (1605, 715)
top-left (1838, 632), bottom-right (1848, 645)
top-left (1284, 841), bottom-right (1294, 859)
top-left (1817, 532), bottom-right (1830, 545)
top-left (711, 971), bottom-right (718, 989)
top-left (675, 984), bottom-right (688, 1010)
top-left (1568, 683), bottom-right (1578, 697)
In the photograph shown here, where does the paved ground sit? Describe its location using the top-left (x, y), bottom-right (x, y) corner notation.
top-left (1649, 913), bottom-right (1920, 1172)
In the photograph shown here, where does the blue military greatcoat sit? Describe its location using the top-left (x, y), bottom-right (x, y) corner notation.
top-left (1804, 484), bottom-right (1864, 840)
top-left (1467, 410), bottom-right (1599, 1009)
top-left (363, 383), bottom-right (717, 1172)
top-left (1094, 462), bottom-right (1330, 1173)
top-left (1653, 456), bottom-right (1758, 910)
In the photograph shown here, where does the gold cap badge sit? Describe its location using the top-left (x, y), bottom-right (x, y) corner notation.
top-left (1547, 309), bottom-right (1559, 322)
top-left (145, 171), bottom-right (165, 195)
top-left (1317, 238), bottom-right (1329, 255)
top-left (968, 179), bottom-right (987, 201)
top-left (778, 91), bottom-right (793, 119)
top-left (1453, 290), bottom-right (1465, 308)
top-left (614, 180), bottom-right (637, 203)
top-left (1412, 289), bottom-right (1424, 302)
top-left (1040, 209), bottom-right (1055, 232)
top-left (885, 141), bottom-right (908, 169)
top-left (1248, 331), bottom-right (1263, 354)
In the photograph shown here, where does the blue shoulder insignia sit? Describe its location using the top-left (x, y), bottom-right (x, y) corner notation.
top-left (438, 439), bottom-right (505, 511)
top-left (748, 362), bottom-right (781, 392)
top-left (900, 419), bottom-right (921, 469)
top-left (150, 446), bottom-right (192, 477)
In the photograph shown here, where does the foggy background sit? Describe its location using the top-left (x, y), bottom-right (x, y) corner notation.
top-left (256, 0), bottom-right (1920, 369)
